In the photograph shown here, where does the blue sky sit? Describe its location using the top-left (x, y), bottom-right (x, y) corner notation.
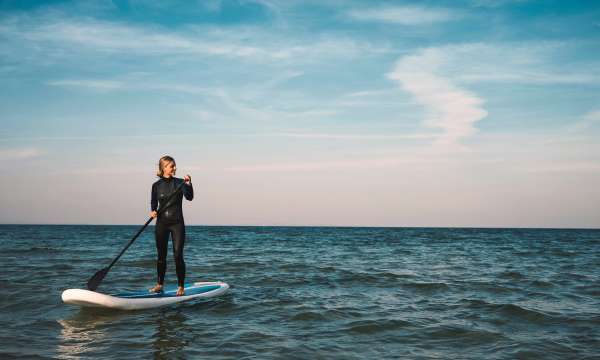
top-left (1, 0), bottom-right (599, 227)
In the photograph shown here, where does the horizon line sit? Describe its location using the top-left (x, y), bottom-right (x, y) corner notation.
top-left (1, 223), bottom-right (598, 230)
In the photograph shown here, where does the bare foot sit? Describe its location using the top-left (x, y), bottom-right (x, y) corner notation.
top-left (176, 286), bottom-right (185, 296)
top-left (149, 284), bottom-right (163, 293)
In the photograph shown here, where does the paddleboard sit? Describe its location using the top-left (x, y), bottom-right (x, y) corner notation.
top-left (62, 281), bottom-right (229, 310)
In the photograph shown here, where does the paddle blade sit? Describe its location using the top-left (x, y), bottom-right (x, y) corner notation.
top-left (87, 268), bottom-right (109, 291)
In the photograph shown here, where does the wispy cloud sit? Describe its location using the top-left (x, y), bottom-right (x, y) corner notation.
top-left (49, 166), bottom-right (148, 176)
top-left (470, 0), bottom-right (531, 8)
top-left (345, 5), bottom-right (458, 25)
top-left (46, 77), bottom-right (212, 95)
top-left (221, 149), bottom-right (485, 172)
top-left (224, 157), bottom-right (412, 172)
top-left (256, 132), bottom-right (436, 140)
top-left (0, 131), bottom-right (436, 143)
top-left (1, 13), bottom-right (384, 63)
top-left (30, 20), bottom-right (266, 57)
top-left (568, 109), bottom-right (600, 133)
top-left (46, 79), bottom-right (124, 91)
top-left (434, 42), bottom-right (600, 85)
top-left (388, 48), bottom-right (487, 145)
top-left (526, 161), bottom-right (600, 174)
top-left (0, 147), bottom-right (44, 160)
top-left (384, 41), bottom-right (600, 144)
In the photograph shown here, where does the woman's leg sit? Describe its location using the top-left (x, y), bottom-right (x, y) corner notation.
top-left (154, 220), bottom-right (170, 288)
top-left (171, 221), bottom-right (186, 289)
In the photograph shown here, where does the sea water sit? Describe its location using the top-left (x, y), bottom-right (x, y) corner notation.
top-left (0, 225), bottom-right (598, 359)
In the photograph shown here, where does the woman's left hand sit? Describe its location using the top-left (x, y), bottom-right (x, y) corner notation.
top-left (184, 174), bottom-right (192, 184)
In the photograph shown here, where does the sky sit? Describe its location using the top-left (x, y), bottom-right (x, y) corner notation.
top-left (1, 0), bottom-right (599, 228)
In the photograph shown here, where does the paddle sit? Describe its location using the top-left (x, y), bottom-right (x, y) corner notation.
top-left (87, 180), bottom-right (187, 291)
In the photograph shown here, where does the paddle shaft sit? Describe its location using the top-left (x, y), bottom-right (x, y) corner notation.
top-left (107, 180), bottom-right (186, 269)
top-left (105, 216), bottom-right (154, 270)
top-left (88, 180), bottom-right (187, 289)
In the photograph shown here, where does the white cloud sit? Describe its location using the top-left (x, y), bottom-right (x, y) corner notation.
top-left (0, 147), bottom-right (44, 160)
top-left (46, 78), bottom-right (212, 95)
top-left (433, 42), bottom-right (600, 85)
top-left (0, 131), bottom-right (436, 143)
top-left (224, 157), bottom-right (412, 172)
top-left (1, 14), bottom-right (384, 63)
top-left (24, 19), bottom-right (266, 57)
top-left (46, 79), bottom-right (124, 91)
top-left (199, 0), bottom-right (223, 12)
top-left (384, 41), bottom-right (600, 144)
top-left (257, 132), bottom-right (436, 140)
top-left (388, 48), bottom-right (488, 145)
top-left (582, 110), bottom-right (600, 124)
top-left (221, 149), bottom-right (503, 172)
top-left (568, 110), bottom-right (600, 133)
top-left (345, 5), bottom-right (458, 25)
top-left (526, 161), bottom-right (600, 174)
top-left (470, 0), bottom-right (529, 7)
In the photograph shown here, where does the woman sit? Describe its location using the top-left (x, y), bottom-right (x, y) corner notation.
top-left (149, 155), bottom-right (194, 296)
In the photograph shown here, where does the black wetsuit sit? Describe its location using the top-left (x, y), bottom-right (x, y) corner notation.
top-left (151, 176), bottom-right (194, 287)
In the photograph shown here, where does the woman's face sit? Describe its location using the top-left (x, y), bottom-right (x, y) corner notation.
top-left (163, 161), bottom-right (176, 178)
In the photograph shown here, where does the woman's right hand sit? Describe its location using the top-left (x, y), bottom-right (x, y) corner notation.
top-left (150, 211), bottom-right (158, 218)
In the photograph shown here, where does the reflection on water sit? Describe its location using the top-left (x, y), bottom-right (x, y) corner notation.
top-left (57, 309), bottom-right (127, 359)
top-left (152, 309), bottom-right (190, 359)
top-left (56, 307), bottom-right (195, 359)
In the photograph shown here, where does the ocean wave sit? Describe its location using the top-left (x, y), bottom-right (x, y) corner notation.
top-left (120, 259), bottom-right (156, 268)
top-left (289, 311), bottom-right (327, 322)
top-left (573, 284), bottom-right (600, 297)
top-left (331, 267), bottom-right (423, 286)
top-left (402, 282), bottom-right (451, 293)
top-left (527, 279), bottom-right (555, 289)
top-left (9, 246), bottom-right (61, 254)
top-left (460, 299), bottom-right (566, 324)
top-left (421, 324), bottom-right (507, 343)
top-left (497, 270), bottom-right (526, 280)
top-left (455, 280), bottom-right (514, 294)
top-left (343, 319), bottom-right (411, 334)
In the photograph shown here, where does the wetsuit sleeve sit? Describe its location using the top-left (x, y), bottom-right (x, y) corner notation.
top-left (183, 181), bottom-right (194, 201)
top-left (151, 182), bottom-right (158, 211)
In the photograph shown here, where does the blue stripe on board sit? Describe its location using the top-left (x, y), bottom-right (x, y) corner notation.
top-left (113, 284), bottom-right (221, 299)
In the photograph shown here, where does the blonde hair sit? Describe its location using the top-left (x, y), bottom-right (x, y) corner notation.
top-left (156, 155), bottom-right (176, 177)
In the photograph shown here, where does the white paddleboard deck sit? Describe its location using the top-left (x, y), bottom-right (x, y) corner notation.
top-left (62, 281), bottom-right (229, 310)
